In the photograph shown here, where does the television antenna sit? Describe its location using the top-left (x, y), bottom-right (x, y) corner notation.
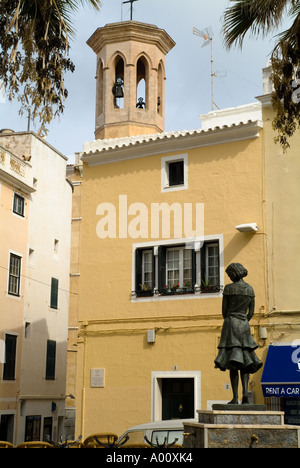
top-left (193, 26), bottom-right (225, 111)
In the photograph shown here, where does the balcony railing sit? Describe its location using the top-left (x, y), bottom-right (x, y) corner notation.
top-left (0, 148), bottom-right (34, 191)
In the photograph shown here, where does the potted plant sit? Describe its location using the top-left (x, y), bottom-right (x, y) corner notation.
top-left (182, 281), bottom-right (193, 293)
top-left (201, 276), bottom-right (222, 293)
top-left (161, 284), bottom-right (177, 295)
top-left (137, 283), bottom-right (153, 297)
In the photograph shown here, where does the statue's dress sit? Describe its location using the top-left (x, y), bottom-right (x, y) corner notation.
top-left (214, 280), bottom-right (263, 374)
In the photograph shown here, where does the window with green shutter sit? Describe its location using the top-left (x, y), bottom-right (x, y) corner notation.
top-left (45, 340), bottom-right (56, 380)
top-left (50, 278), bottom-right (59, 309)
top-left (3, 334), bottom-right (17, 380)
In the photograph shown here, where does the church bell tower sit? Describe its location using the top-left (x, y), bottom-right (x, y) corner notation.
top-left (87, 21), bottom-right (175, 140)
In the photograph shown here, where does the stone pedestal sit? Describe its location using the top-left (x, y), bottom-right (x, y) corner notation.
top-left (183, 407), bottom-right (300, 448)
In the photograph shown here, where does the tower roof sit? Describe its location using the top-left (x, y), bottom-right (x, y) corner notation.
top-left (87, 21), bottom-right (175, 55)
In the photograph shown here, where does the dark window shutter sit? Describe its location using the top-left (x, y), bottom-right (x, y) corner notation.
top-left (135, 249), bottom-right (143, 293)
top-left (157, 246), bottom-right (167, 293)
top-left (192, 249), bottom-right (196, 289)
top-left (152, 250), bottom-right (156, 290)
top-left (46, 340), bottom-right (56, 380)
top-left (50, 278), bottom-right (58, 309)
top-left (3, 334), bottom-right (17, 380)
top-left (200, 243), bottom-right (206, 284)
top-left (135, 248), bottom-right (155, 294)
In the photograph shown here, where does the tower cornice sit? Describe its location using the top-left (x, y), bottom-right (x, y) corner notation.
top-left (87, 21), bottom-right (176, 56)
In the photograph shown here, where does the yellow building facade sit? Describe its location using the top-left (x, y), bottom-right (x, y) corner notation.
top-left (73, 22), bottom-right (300, 438)
top-left (76, 128), bottom-right (267, 437)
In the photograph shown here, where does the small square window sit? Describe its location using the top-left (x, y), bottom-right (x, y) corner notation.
top-left (161, 154), bottom-right (188, 192)
top-left (169, 161), bottom-right (184, 186)
top-left (13, 193), bottom-right (25, 217)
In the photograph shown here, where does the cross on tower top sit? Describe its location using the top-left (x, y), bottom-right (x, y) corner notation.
top-left (123, 0), bottom-right (139, 21)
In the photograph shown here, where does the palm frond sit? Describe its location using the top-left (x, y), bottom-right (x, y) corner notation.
top-left (223, 0), bottom-right (292, 48)
top-left (276, 1), bottom-right (300, 48)
top-left (18, 0), bottom-right (101, 38)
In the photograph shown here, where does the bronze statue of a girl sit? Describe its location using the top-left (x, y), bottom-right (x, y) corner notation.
top-left (214, 263), bottom-right (262, 404)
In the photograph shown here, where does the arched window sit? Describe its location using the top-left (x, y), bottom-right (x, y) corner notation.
top-left (96, 59), bottom-right (104, 116)
top-left (113, 55), bottom-right (125, 109)
top-left (136, 57), bottom-right (148, 109)
top-left (157, 61), bottom-right (163, 115)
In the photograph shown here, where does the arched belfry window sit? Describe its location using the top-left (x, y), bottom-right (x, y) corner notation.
top-left (136, 57), bottom-right (148, 109)
top-left (112, 55), bottom-right (125, 109)
top-left (96, 59), bottom-right (104, 116)
top-left (157, 61), bottom-right (163, 115)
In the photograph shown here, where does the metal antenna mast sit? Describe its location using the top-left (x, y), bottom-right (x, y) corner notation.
top-left (193, 26), bottom-right (219, 111)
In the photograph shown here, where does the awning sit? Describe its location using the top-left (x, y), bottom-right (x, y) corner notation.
top-left (261, 344), bottom-right (300, 398)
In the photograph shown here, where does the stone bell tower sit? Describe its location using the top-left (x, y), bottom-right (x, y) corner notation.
top-left (87, 21), bottom-right (175, 140)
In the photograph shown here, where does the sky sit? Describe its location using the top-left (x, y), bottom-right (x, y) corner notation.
top-left (0, 0), bottom-right (288, 162)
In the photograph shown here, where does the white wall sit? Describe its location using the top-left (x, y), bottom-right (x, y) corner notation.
top-left (15, 133), bottom-right (72, 443)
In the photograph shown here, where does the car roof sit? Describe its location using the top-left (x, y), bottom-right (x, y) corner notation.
top-left (121, 419), bottom-right (196, 433)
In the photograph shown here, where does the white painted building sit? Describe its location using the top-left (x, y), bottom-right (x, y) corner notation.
top-left (0, 130), bottom-right (72, 444)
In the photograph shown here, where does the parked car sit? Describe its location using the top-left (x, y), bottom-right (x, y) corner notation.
top-left (118, 419), bottom-right (196, 447)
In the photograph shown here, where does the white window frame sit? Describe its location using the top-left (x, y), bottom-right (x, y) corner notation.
top-left (12, 192), bottom-right (25, 218)
top-left (151, 371), bottom-right (201, 421)
top-left (142, 249), bottom-right (153, 290)
top-left (132, 235), bottom-right (224, 302)
top-left (7, 251), bottom-right (22, 297)
top-left (161, 154), bottom-right (188, 192)
top-left (166, 247), bottom-right (192, 288)
top-left (204, 242), bottom-right (220, 286)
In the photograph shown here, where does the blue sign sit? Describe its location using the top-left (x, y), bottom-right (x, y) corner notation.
top-left (261, 345), bottom-right (300, 398)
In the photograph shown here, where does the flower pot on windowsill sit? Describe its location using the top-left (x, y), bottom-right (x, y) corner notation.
top-left (136, 284), bottom-right (154, 297)
top-left (200, 276), bottom-right (222, 294)
top-left (161, 285), bottom-right (194, 295)
top-left (161, 289), bottom-right (175, 295)
top-left (181, 286), bottom-right (194, 294)
top-left (136, 290), bottom-right (154, 297)
top-left (201, 284), bottom-right (222, 293)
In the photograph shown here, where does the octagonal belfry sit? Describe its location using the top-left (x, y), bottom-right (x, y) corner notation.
top-left (87, 21), bottom-right (176, 140)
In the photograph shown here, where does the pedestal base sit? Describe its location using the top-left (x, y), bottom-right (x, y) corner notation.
top-left (212, 404), bottom-right (267, 412)
top-left (183, 408), bottom-right (300, 448)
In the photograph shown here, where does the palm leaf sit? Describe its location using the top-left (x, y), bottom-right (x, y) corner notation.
top-left (223, 0), bottom-right (293, 48)
top-left (17, 0), bottom-right (101, 39)
top-left (276, 1), bottom-right (300, 48)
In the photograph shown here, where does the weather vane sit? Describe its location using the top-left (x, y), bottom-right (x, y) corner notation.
top-left (123, 0), bottom-right (139, 21)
